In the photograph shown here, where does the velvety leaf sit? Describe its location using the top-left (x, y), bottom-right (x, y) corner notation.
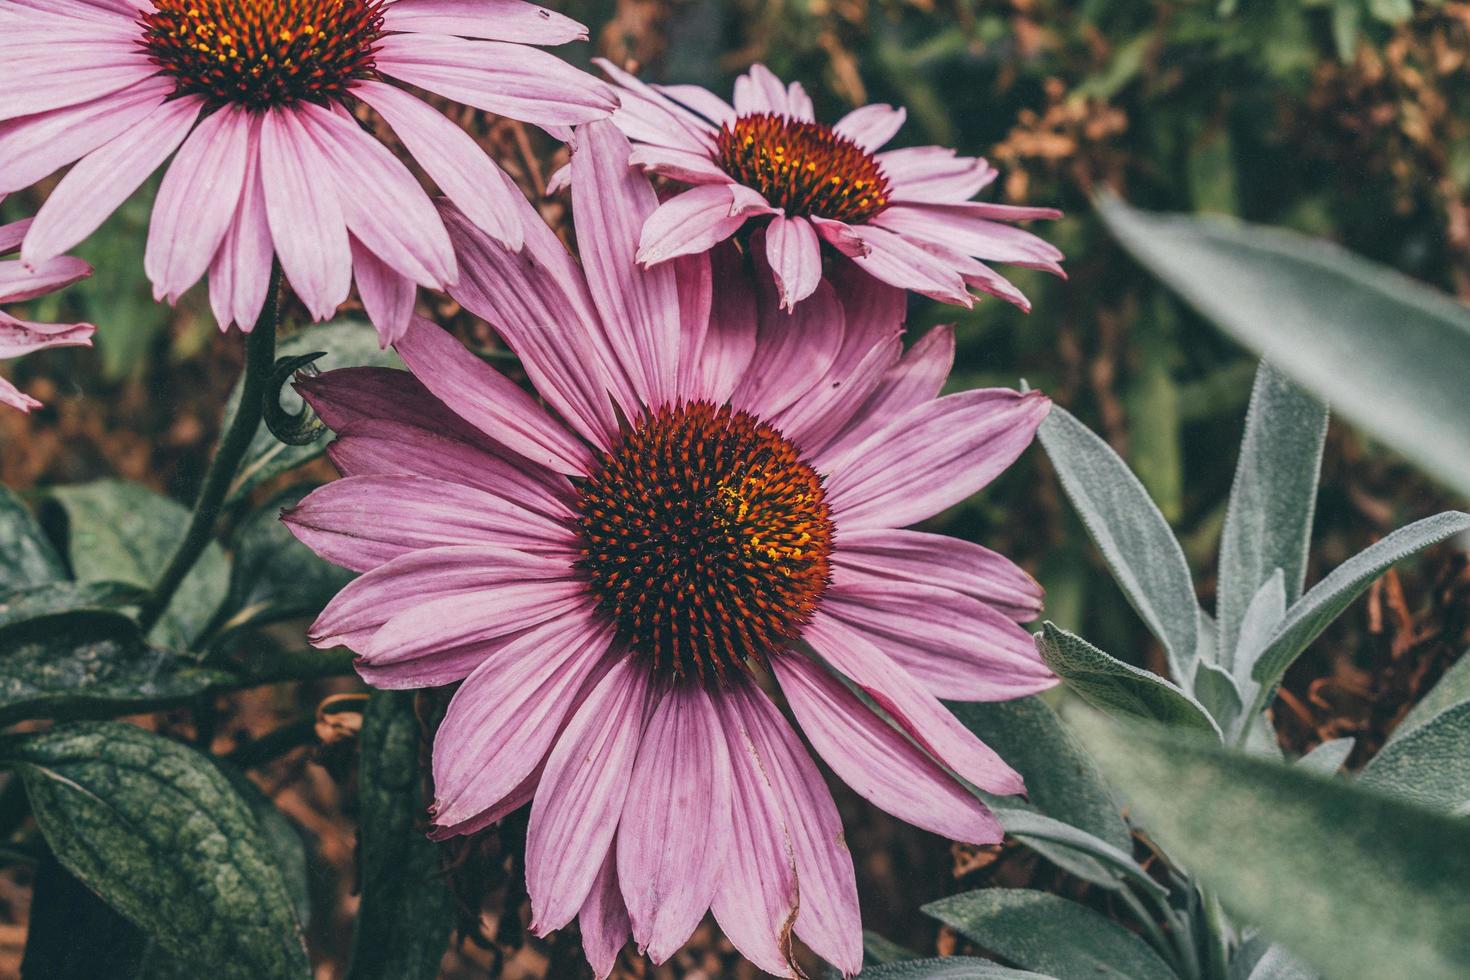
top-left (346, 691), bottom-right (454, 980)
top-left (1248, 512), bottom-right (1470, 708)
top-left (0, 484), bottom-right (65, 591)
top-left (863, 931), bottom-right (918, 965)
top-left (1096, 196), bottom-right (1470, 499)
top-left (1359, 701), bottom-right (1470, 813)
top-left (1216, 362), bottom-right (1327, 666)
top-left (224, 319), bottom-right (402, 505)
top-left (1068, 710), bottom-right (1470, 980)
top-left (45, 481), bottom-right (230, 651)
top-left (1039, 404), bottom-right (1202, 684)
top-left (0, 580), bottom-right (147, 630)
top-left (950, 696), bottom-right (1131, 853)
top-left (1397, 653), bottom-right (1470, 739)
top-left (1193, 660), bottom-right (1243, 733)
top-left (1246, 944), bottom-right (1319, 980)
top-left (977, 803), bottom-right (1164, 899)
top-left (2, 723), bottom-right (310, 979)
top-left (1230, 572), bottom-right (1285, 705)
top-left (0, 612), bottom-right (227, 726)
top-left (1295, 737), bottom-right (1354, 776)
top-left (852, 959), bottom-right (1050, 979)
top-left (924, 889), bottom-right (1176, 980)
top-left (1036, 623), bottom-right (1219, 735)
top-left (220, 486), bottom-right (355, 640)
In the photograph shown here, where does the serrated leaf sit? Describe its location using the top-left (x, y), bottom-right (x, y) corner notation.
top-left (950, 696), bottom-right (1131, 853)
top-left (1217, 363), bottom-right (1327, 666)
top-left (1096, 196), bottom-right (1470, 499)
top-left (0, 612), bottom-right (227, 725)
top-left (219, 485), bottom-right (355, 640)
top-left (224, 320), bottom-right (401, 505)
top-left (1249, 512), bottom-right (1470, 707)
top-left (1038, 404), bottom-right (1202, 684)
top-left (347, 691), bottom-right (453, 980)
top-left (852, 959), bottom-right (1051, 978)
top-left (1067, 710), bottom-right (1470, 980)
top-left (0, 484), bottom-right (65, 590)
top-left (1295, 737), bottom-right (1354, 776)
top-left (924, 889), bottom-right (1176, 980)
top-left (3, 723), bottom-right (310, 979)
top-left (46, 481), bottom-right (230, 651)
top-left (1036, 623), bottom-right (1219, 735)
top-left (1359, 701), bottom-right (1470, 813)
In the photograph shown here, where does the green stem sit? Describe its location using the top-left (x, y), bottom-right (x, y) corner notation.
top-left (137, 262), bottom-right (281, 635)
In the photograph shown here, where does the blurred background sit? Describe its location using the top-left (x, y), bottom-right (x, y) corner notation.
top-left (2, 0), bottom-right (1468, 976)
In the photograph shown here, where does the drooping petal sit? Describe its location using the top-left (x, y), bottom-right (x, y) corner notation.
top-left (837, 222), bottom-right (973, 307)
top-left (22, 94), bottom-right (203, 266)
top-left (350, 237), bottom-right (416, 346)
top-left (763, 214), bottom-right (822, 310)
top-left (635, 183), bottom-right (770, 269)
top-left (282, 474), bottom-right (576, 572)
top-left (257, 106), bottom-right (352, 321)
top-left (0, 311), bottom-right (93, 359)
top-left (772, 648), bottom-right (1005, 844)
top-left (375, 34), bottom-right (617, 128)
top-left (822, 387), bottom-right (1051, 529)
top-left (382, 0), bottom-right (590, 44)
top-left (710, 683), bottom-right (800, 977)
top-left (821, 575), bottom-right (1055, 701)
top-left (618, 684), bottom-right (733, 964)
top-left (207, 123), bottom-right (274, 332)
top-left (0, 256), bottom-right (91, 304)
top-left (431, 611), bottom-right (616, 829)
top-left (146, 106), bottom-right (251, 304)
top-left (353, 79), bottom-right (524, 249)
top-left (723, 677), bottom-right (861, 976)
top-left (804, 613), bottom-right (1025, 795)
top-left (579, 846), bottom-right (631, 980)
top-left (393, 315), bottom-right (594, 475)
top-left (526, 655), bottom-right (650, 933)
top-left (874, 203), bottom-right (1065, 274)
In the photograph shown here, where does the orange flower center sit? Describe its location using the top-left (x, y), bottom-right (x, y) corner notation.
top-left (140, 0), bottom-right (385, 109)
top-left (576, 401), bottom-right (834, 681)
top-left (715, 113), bottom-right (892, 223)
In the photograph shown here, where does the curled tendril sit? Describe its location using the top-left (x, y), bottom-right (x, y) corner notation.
top-left (265, 351), bottom-right (329, 446)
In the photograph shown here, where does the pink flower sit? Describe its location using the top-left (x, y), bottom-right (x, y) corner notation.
top-left (0, 212), bottom-right (93, 412)
top-left (284, 120), bottom-right (1055, 978)
top-left (0, 0), bottom-right (617, 343)
top-left (590, 60), bottom-right (1065, 311)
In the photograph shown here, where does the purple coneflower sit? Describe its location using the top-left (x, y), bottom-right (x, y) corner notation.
top-left (0, 0), bottom-right (616, 341)
top-left (0, 212), bottom-right (93, 412)
top-left (284, 120), bottom-right (1054, 977)
top-left (589, 60), bottom-right (1065, 311)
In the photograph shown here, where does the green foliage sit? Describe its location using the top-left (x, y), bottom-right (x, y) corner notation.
top-left (45, 480), bottom-right (229, 650)
top-left (1, 723), bottom-right (310, 980)
top-left (346, 692), bottom-right (455, 980)
top-left (1098, 196), bottom-right (1470, 500)
top-left (0, 485), bottom-right (65, 590)
top-left (852, 959), bottom-right (1048, 979)
top-left (1068, 711), bottom-right (1470, 980)
top-left (924, 889), bottom-right (1176, 980)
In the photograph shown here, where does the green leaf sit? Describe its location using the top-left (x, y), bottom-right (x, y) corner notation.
top-left (216, 763), bottom-right (312, 928)
top-left (924, 889), bottom-right (1176, 980)
top-left (1248, 512), bottom-right (1470, 705)
top-left (1396, 653), bottom-right (1470, 739)
top-left (1036, 623), bottom-right (1219, 736)
top-left (1193, 660), bottom-right (1243, 732)
top-left (1359, 701), bottom-right (1470, 813)
top-left (1096, 196), bottom-right (1470, 499)
top-left (46, 481), bottom-right (230, 651)
top-left (1295, 737), bottom-right (1354, 776)
top-left (855, 958), bottom-right (1051, 978)
top-left (863, 931), bottom-right (918, 965)
top-left (224, 319), bottom-right (401, 505)
top-left (980, 803), bottom-right (1164, 899)
top-left (219, 485), bottom-right (354, 640)
top-left (0, 612), bottom-right (227, 726)
top-left (1246, 945), bottom-right (1318, 980)
top-left (949, 696), bottom-right (1131, 853)
top-left (1067, 710), bottom-right (1470, 980)
top-left (1216, 363), bottom-right (1327, 666)
top-left (1038, 404), bottom-right (1202, 684)
top-left (3, 723), bottom-right (310, 979)
top-left (347, 691), bottom-right (454, 980)
top-left (0, 580), bottom-right (147, 630)
top-left (0, 484), bottom-right (65, 590)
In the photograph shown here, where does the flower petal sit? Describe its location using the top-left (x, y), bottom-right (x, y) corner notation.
top-left (834, 528), bottom-right (1043, 621)
top-left (833, 104), bottom-right (906, 152)
top-left (763, 214), bottom-right (822, 311)
top-left (579, 846), bottom-right (631, 980)
top-left (207, 126), bottom-right (274, 332)
top-left (880, 146), bottom-right (998, 203)
top-left (635, 183), bottom-right (769, 268)
top-left (381, 0), bottom-right (590, 44)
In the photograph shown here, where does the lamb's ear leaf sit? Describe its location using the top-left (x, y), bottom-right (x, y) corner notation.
top-left (1069, 709), bottom-right (1470, 980)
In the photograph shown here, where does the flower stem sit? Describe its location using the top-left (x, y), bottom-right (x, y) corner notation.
top-left (137, 262), bottom-right (282, 636)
